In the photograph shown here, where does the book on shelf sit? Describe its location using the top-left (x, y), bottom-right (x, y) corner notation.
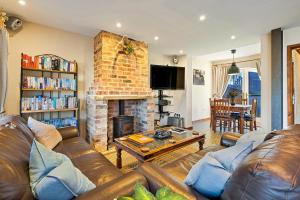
top-left (21, 96), bottom-right (77, 111)
top-left (42, 117), bottom-right (77, 128)
top-left (22, 76), bottom-right (76, 91)
top-left (22, 53), bottom-right (77, 72)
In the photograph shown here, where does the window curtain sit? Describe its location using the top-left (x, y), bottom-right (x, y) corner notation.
top-left (212, 64), bottom-right (230, 98)
top-left (256, 61), bottom-right (261, 79)
top-left (0, 28), bottom-right (8, 114)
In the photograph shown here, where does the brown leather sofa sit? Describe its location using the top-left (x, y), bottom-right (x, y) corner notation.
top-left (0, 115), bottom-right (147, 200)
top-left (0, 115), bottom-right (238, 200)
top-left (138, 126), bottom-right (300, 200)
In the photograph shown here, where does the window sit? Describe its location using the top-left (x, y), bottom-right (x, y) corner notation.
top-left (248, 72), bottom-right (261, 117)
top-left (223, 73), bottom-right (243, 98)
top-left (222, 70), bottom-right (261, 117)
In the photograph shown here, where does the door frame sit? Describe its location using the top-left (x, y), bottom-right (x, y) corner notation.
top-left (287, 43), bottom-right (300, 126)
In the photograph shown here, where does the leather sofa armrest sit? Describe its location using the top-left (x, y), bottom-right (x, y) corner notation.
top-left (137, 163), bottom-right (209, 200)
top-left (76, 171), bottom-right (148, 200)
top-left (58, 127), bottom-right (79, 140)
top-left (220, 132), bottom-right (242, 147)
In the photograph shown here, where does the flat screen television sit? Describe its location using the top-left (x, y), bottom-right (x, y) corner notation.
top-left (150, 65), bottom-right (185, 90)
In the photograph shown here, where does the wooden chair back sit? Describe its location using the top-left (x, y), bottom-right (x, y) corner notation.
top-left (251, 98), bottom-right (257, 118)
top-left (213, 99), bottom-right (230, 118)
top-left (234, 98), bottom-right (248, 105)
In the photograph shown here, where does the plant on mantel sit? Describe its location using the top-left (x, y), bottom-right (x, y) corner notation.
top-left (112, 35), bottom-right (144, 68)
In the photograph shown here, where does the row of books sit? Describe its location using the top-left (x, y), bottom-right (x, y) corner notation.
top-left (22, 76), bottom-right (77, 90)
top-left (42, 117), bottom-right (78, 128)
top-left (21, 96), bottom-right (77, 111)
top-left (22, 53), bottom-right (77, 72)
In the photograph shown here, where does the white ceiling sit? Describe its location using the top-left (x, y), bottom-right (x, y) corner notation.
top-left (2, 0), bottom-right (300, 55)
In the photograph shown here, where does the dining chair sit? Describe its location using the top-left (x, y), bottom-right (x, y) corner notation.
top-left (244, 98), bottom-right (257, 131)
top-left (213, 99), bottom-right (231, 132)
top-left (234, 98), bottom-right (248, 105)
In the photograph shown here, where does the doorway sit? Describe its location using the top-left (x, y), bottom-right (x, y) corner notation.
top-left (287, 44), bottom-right (300, 125)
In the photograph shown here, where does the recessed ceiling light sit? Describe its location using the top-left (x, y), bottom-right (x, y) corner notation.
top-left (116, 22), bottom-right (122, 28)
top-left (18, 0), bottom-right (26, 5)
top-left (231, 35), bottom-right (236, 40)
top-left (179, 50), bottom-right (184, 54)
top-left (154, 36), bottom-right (159, 41)
top-left (199, 15), bottom-right (206, 21)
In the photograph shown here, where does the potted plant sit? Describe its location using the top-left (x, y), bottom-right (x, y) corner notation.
top-left (228, 90), bottom-right (238, 106)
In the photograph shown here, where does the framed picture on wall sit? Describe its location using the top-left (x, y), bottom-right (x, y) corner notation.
top-left (193, 69), bottom-right (205, 85)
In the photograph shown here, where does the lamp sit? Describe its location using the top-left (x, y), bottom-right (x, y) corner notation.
top-left (228, 49), bottom-right (240, 75)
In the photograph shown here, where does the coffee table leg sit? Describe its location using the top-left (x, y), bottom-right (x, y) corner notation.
top-left (198, 140), bottom-right (204, 150)
top-left (116, 147), bottom-right (122, 169)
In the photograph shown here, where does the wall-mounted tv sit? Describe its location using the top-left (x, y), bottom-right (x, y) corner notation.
top-left (150, 65), bottom-right (185, 90)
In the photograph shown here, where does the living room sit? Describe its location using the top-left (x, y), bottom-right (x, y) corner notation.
top-left (1, 1), bottom-right (300, 200)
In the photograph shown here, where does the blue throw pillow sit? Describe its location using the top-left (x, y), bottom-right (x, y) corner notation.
top-left (211, 141), bottom-right (253, 172)
top-left (236, 132), bottom-right (267, 150)
top-left (29, 139), bottom-right (96, 199)
top-left (184, 153), bottom-right (232, 198)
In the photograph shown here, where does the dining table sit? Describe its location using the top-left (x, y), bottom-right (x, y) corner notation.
top-left (211, 104), bottom-right (252, 134)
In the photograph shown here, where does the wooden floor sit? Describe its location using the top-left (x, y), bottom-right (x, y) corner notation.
top-left (104, 118), bottom-right (261, 173)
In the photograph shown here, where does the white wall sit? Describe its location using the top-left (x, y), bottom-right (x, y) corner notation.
top-left (260, 33), bottom-right (272, 132)
top-left (283, 26), bottom-right (300, 128)
top-left (6, 21), bottom-right (93, 136)
top-left (191, 43), bottom-right (260, 122)
top-left (148, 53), bottom-right (193, 127)
top-left (149, 43), bottom-right (261, 126)
top-left (191, 56), bottom-right (212, 121)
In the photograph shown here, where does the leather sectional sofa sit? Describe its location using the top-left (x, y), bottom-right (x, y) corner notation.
top-left (1, 115), bottom-right (300, 200)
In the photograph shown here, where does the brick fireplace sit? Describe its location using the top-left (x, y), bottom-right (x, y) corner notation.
top-left (87, 31), bottom-right (154, 151)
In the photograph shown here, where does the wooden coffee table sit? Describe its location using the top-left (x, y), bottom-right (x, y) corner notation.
top-left (114, 127), bottom-right (205, 169)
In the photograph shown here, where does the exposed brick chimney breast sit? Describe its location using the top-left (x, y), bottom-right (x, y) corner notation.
top-left (87, 31), bottom-right (154, 151)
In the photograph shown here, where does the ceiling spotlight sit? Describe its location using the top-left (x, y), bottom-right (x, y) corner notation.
top-left (154, 36), bottom-right (159, 41)
top-left (199, 15), bottom-right (206, 21)
top-left (179, 50), bottom-right (184, 54)
top-left (18, 0), bottom-right (26, 5)
top-left (231, 35), bottom-right (236, 40)
top-left (116, 22), bottom-right (122, 28)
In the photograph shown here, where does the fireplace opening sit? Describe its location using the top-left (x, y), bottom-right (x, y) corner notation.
top-left (113, 100), bottom-right (134, 138)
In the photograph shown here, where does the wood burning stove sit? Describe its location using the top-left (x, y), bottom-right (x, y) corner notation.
top-left (113, 100), bottom-right (134, 138)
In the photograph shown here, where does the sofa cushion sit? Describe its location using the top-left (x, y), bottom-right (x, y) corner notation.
top-left (211, 141), bottom-right (253, 172)
top-left (185, 153), bottom-right (231, 198)
top-left (162, 145), bottom-right (224, 181)
top-left (53, 137), bottom-right (95, 160)
top-left (30, 139), bottom-right (95, 199)
top-left (54, 137), bottom-right (123, 186)
top-left (222, 134), bottom-right (300, 200)
top-left (236, 131), bottom-right (268, 150)
top-left (29, 139), bottom-right (70, 191)
top-left (28, 117), bottom-right (62, 149)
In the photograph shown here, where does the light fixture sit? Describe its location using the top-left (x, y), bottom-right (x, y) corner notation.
top-left (18, 0), bottom-right (26, 5)
top-left (116, 22), bottom-right (122, 28)
top-left (231, 35), bottom-right (236, 40)
top-left (199, 15), bottom-right (206, 21)
top-left (154, 36), bottom-right (159, 41)
top-left (179, 50), bottom-right (184, 54)
top-left (228, 49), bottom-right (240, 75)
